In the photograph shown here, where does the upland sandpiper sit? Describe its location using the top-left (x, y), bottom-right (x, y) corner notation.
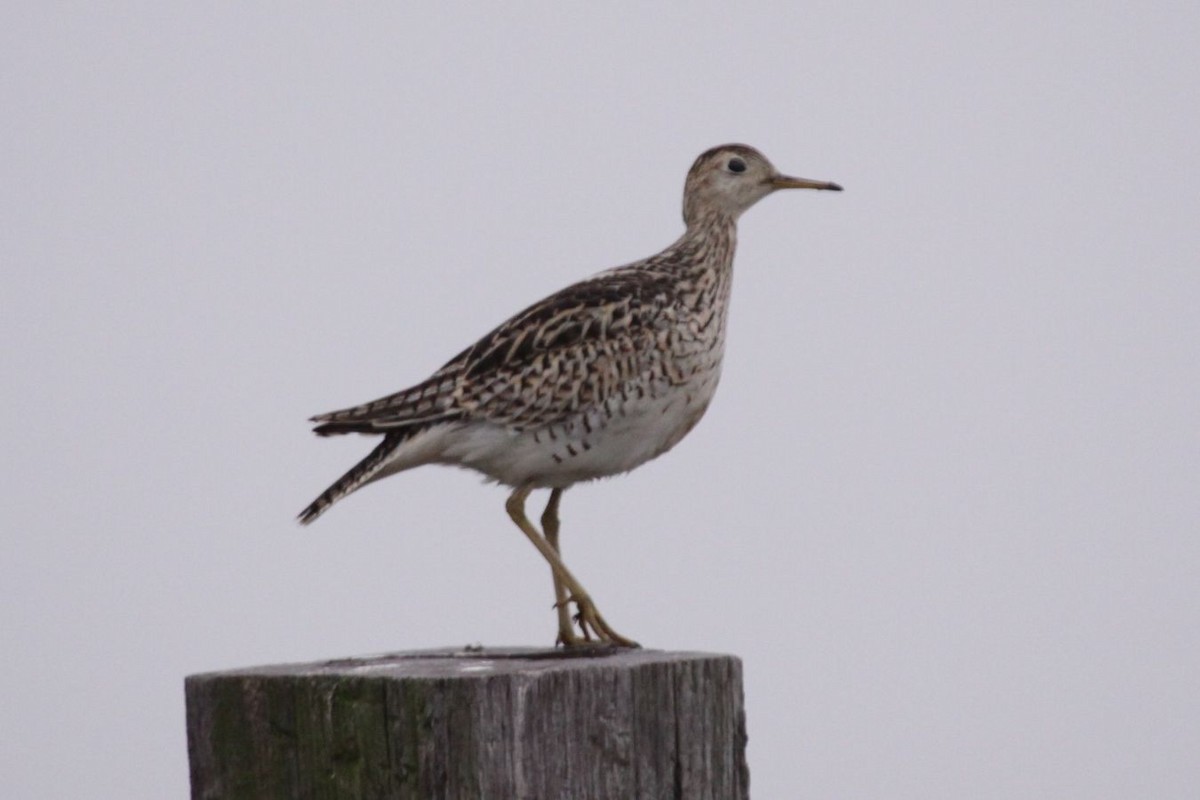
top-left (299, 144), bottom-right (841, 647)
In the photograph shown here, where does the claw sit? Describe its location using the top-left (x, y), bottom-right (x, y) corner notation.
top-left (565, 595), bottom-right (639, 648)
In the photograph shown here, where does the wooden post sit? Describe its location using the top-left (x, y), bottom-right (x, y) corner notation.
top-left (185, 647), bottom-right (748, 799)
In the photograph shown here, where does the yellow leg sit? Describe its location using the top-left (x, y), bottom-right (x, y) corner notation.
top-left (506, 484), bottom-right (638, 648)
top-left (540, 488), bottom-right (584, 646)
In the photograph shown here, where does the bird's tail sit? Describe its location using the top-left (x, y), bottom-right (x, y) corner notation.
top-left (298, 433), bottom-right (404, 525)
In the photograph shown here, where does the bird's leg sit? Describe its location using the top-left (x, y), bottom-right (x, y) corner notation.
top-left (540, 488), bottom-right (585, 646)
top-left (507, 485), bottom-right (639, 648)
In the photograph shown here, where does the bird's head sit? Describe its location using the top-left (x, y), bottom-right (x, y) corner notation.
top-left (682, 144), bottom-right (841, 227)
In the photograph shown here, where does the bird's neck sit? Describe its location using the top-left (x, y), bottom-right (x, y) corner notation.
top-left (673, 210), bottom-right (738, 278)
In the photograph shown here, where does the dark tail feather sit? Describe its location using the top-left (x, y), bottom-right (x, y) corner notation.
top-left (298, 434), bottom-right (401, 525)
top-left (311, 412), bottom-right (455, 437)
top-left (312, 420), bottom-right (373, 436)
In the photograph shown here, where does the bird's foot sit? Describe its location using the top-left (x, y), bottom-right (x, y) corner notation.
top-left (552, 596), bottom-right (588, 646)
top-left (555, 625), bottom-right (588, 647)
top-left (561, 593), bottom-right (639, 648)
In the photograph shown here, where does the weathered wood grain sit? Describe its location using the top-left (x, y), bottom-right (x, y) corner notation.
top-left (186, 648), bottom-right (748, 799)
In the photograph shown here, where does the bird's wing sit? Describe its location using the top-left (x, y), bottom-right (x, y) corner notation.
top-left (447, 268), bottom-right (677, 429)
top-left (310, 267), bottom-right (675, 435)
top-left (309, 370), bottom-right (463, 435)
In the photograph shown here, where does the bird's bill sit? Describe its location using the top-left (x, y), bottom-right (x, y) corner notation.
top-left (771, 174), bottom-right (843, 191)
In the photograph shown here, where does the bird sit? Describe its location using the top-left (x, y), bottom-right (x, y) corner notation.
top-left (299, 144), bottom-right (841, 647)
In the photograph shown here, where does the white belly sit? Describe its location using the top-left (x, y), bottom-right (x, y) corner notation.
top-left (438, 370), bottom-right (722, 488)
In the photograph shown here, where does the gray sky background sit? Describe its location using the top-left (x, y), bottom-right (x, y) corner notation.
top-left (3, 4), bottom-right (1198, 797)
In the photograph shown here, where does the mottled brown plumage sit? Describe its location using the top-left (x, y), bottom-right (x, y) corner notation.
top-left (300, 144), bottom-right (841, 646)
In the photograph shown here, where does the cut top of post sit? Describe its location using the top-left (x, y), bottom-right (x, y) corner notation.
top-left (186, 647), bottom-right (749, 800)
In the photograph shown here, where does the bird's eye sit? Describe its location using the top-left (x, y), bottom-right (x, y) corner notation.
top-left (727, 158), bottom-right (747, 174)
